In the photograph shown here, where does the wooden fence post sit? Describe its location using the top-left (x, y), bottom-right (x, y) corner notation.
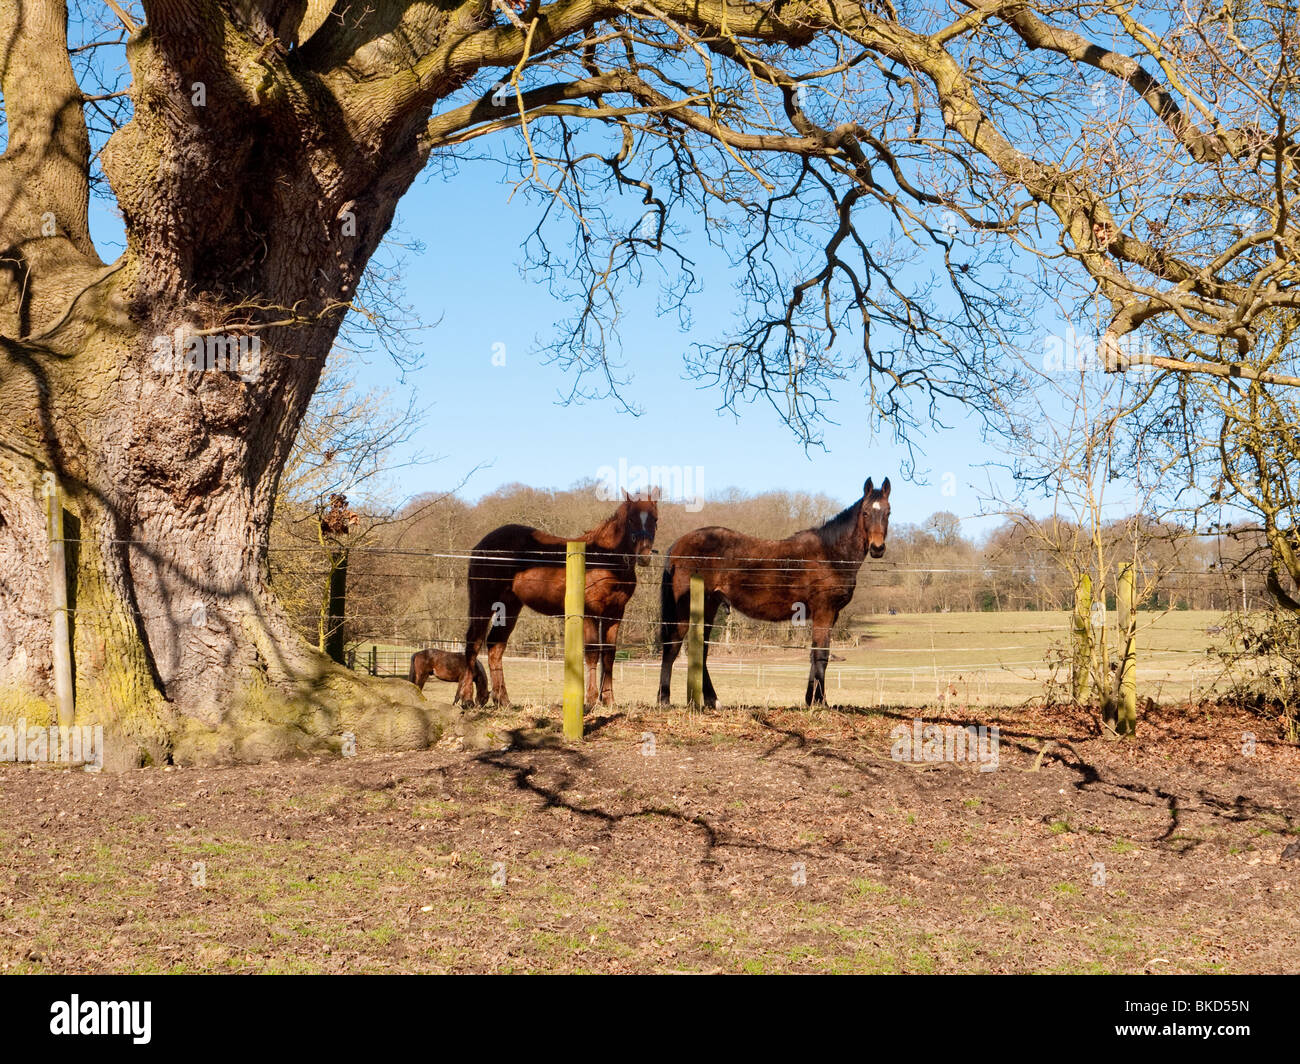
top-left (686, 574), bottom-right (704, 708)
top-left (1072, 572), bottom-right (1092, 702)
top-left (368, 644), bottom-right (377, 676)
top-left (43, 473), bottom-right (75, 728)
top-left (563, 541), bottom-right (586, 741)
top-left (1116, 562), bottom-right (1137, 736)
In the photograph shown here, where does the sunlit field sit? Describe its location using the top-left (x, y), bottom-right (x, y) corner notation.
top-left (10, 609), bottom-right (1295, 977)
top-left (359, 609), bottom-right (1242, 708)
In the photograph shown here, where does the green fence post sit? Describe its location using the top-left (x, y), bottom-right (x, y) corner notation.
top-left (564, 542), bottom-right (586, 740)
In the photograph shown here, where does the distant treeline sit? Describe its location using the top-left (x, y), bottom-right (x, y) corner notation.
top-left (269, 481), bottom-right (1267, 657)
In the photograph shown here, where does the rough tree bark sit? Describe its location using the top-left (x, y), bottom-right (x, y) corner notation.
top-left (0, 1), bottom-right (468, 765)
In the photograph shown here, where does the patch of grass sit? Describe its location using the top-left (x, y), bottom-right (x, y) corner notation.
top-left (412, 799), bottom-right (456, 819)
top-left (365, 923), bottom-right (400, 945)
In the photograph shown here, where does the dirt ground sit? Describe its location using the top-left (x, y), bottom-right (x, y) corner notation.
top-left (2, 699), bottom-right (1298, 974)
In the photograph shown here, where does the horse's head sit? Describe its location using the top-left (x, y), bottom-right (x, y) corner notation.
top-left (860, 477), bottom-right (891, 559)
top-left (623, 488), bottom-right (660, 566)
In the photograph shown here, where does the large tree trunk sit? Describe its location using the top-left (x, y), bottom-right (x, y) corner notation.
top-left (0, 271), bottom-right (451, 766)
top-left (0, 1), bottom-right (461, 766)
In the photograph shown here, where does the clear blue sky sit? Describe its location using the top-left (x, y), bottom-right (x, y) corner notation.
top-left (375, 162), bottom-right (1020, 534)
top-left (82, 122), bottom-right (1095, 540)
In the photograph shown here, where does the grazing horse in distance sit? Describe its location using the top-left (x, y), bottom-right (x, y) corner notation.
top-left (409, 648), bottom-right (487, 704)
top-left (658, 477), bottom-right (891, 707)
top-left (459, 491), bottom-right (660, 708)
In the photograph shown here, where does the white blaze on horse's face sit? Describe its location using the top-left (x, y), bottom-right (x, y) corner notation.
top-left (630, 500), bottom-right (658, 566)
top-left (862, 476), bottom-right (891, 559)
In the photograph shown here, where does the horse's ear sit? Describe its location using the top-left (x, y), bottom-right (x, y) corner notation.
top-left (864, 478), bottom-right (873, 498)
top-left (623, 489), bottom-right (632, 503)
top-left (649, 485), bottom-right (661, 501)
top-left (881, 477), bottom-right (891, 499)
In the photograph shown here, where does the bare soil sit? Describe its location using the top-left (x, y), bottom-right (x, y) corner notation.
top-left (2, 700), bottom-right (1297, 973)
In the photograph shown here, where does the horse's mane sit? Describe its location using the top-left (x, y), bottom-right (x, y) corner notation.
top-left (584, 501), bottom-right (629, 550)
top-left (810, 498), bottom-right (863, 548)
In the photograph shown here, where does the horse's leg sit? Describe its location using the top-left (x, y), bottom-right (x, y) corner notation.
top-left (805, 616), bottom-right (833, 706)
top-left (460, 618), bottom-right (490, 705)
top-left (599, 615), bottom-right (622, 706)
top-left (702, 596), bottom-right (721, 709)
top-left (485, 598), bottom-right (520, 708)
top-left (656, 623), bottom-right (684, 705)
top-left (461, 573), bottom-right (495, 705)
top-left (657, 609), bottom-right (691, 705)
top-left (584, 616), bottom-right (601, 706)
top-left (656, 567), bottom-right (683, 705)
top-left (472, 660), bottom-right (489, 706)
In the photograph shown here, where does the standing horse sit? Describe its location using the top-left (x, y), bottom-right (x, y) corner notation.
top-left (658, 478), bottom-right (890, 707)
top-left (409, 648), bottom-right (488, 703)
top-left (458, 491), bottom-right (659, 708)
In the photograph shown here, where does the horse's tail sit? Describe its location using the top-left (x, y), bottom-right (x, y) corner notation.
top-left (658, 559), bottom-right (677, 650)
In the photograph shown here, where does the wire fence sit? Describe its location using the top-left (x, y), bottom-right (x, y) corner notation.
top-left (41, 533), bottom-right (1276, 701)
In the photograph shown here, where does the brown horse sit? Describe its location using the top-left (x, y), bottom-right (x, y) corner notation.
top-left (658, 477), bottom-right (890, 707)
top-left (459, 491), bottom-right (659, 708)
top-left (409, 648), bottom-right (488, 703)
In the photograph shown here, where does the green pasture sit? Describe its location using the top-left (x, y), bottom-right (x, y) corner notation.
top-left (355, 609), bottom-right (1241, 708)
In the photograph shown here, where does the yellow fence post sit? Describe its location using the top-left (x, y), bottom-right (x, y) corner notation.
top-left (1116, 562), bottom-right (1137, 736)
top-left (686, 574), bottom-right (704, 708)
top-left (563, 541), bottom-right (586, 741)
top-left (1072, 572), bottom-right (1092, 703)
top-left (43, 473), bottom-right (75, 728)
